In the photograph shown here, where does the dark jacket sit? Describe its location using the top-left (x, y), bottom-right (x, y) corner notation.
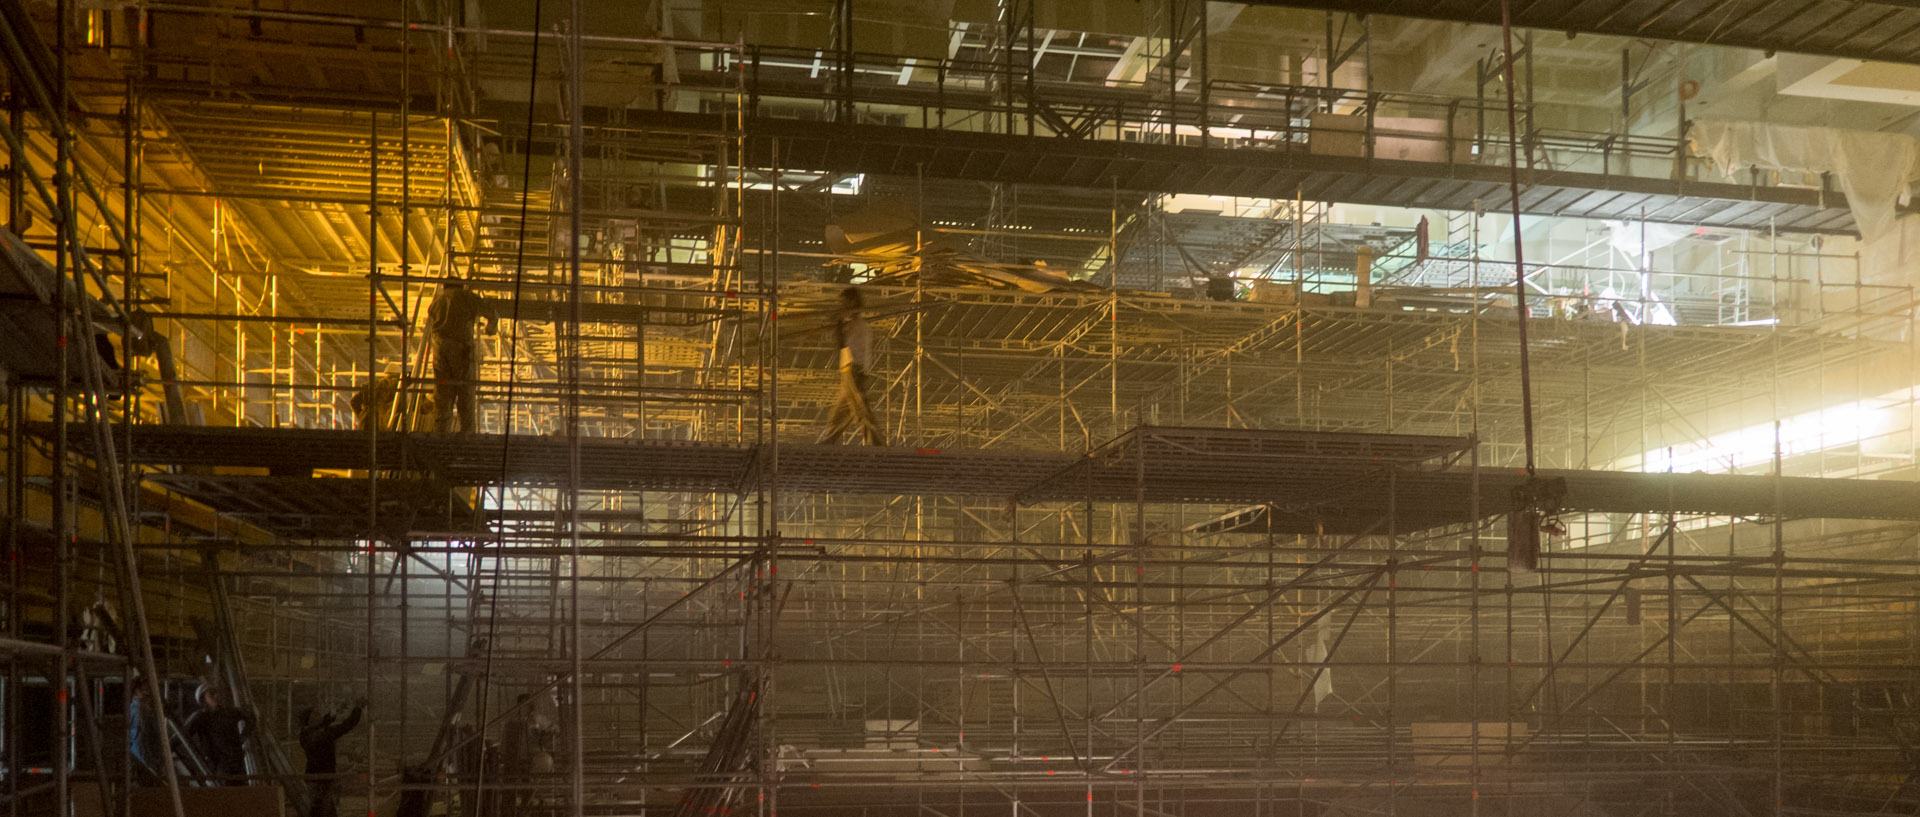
top-left (299, 706), bottom-right (363, 775)
top-left (427, 288), bottom-right (495, 344)
top-left (184, 706), bottom-right (251, 773)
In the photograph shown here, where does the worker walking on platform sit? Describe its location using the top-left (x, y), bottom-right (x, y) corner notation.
top-left (818, 286), bottom-right (887, 446)
top-left (427, 279), bottom-right (498, 433)
top-left (299, 699), bottom-right (365, 817)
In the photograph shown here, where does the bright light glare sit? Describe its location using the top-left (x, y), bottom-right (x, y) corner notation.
top-left (1627, 387), bottom-right (1914, 474)
top-left (709, 167), bottom-right (865, 196)
top-left (1159, 193), bottom-right (1287, 219)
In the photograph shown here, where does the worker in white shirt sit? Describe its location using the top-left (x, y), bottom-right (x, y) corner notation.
top-left (818, 287), bottom-right (887, 446)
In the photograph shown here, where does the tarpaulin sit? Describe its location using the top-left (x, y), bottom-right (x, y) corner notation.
top-left (1691, 120), bottom-right (1917, 240)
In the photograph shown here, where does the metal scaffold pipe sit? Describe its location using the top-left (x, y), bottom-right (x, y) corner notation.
top-left (565, 0), bottom-right (587, 813)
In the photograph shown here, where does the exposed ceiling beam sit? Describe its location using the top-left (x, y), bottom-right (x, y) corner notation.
top-left (1235, 0), bottom-right (1920, 65)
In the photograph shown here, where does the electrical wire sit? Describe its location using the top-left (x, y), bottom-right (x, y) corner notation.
top-left (462, 2), bottom-right (544, 813)
top-left (1497, 0), bottom-right (1539, 479)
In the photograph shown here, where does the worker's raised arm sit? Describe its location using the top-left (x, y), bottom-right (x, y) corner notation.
top-left (328, 705), bottom-right (363, 740)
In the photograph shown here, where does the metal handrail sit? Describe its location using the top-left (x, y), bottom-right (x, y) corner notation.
top-left (716, 44), bottom-right (1698, 178)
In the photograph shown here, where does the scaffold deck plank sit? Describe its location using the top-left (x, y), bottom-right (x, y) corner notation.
top-left (142, 474), bottom-right (472, 539)
top-left (1020, 425), bottom-right (1472, 502)
top-left (755, 443), bottom-right (1072, 498)
top-left (47, 424), bottom-right (1920, 537)
top-left (714, 115), bottom-right (1883, 235)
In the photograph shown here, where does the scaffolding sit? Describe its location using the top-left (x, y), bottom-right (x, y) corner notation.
top-left (4, 4), bottom-right (1920, 817)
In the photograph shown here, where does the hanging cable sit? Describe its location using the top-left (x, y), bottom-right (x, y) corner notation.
top-left (463, 2), bottom-right (544, 813)
top-left (1497, 0), bottom-right (1538, 479)
top-left (1497, 0), bottom-right (1560, 575)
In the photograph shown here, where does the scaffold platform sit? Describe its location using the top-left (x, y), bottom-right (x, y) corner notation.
top-left (706, 114), bottom-right (1877, 235)
top-left (46, 424), bottom-right (1920, 539)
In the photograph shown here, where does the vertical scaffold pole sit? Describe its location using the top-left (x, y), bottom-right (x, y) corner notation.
top-left (52, 4), bottom-right (72, 813)
top-left (365, 89), bottom-right (382, 817)
top-left (564, 4), bottom-right (586, 814)
top-left (397, 0), bottom-right (413, 774)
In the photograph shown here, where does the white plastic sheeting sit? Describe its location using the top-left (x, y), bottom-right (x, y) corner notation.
top-left (1303, 616), bottom-right (1334, 707)
top-left (1863, 215), bottom-right (1920, 287)
top-left (1603, 219), bottom-right (1690, 261)
top-left (1690, 120), bottom-right (1918, 240)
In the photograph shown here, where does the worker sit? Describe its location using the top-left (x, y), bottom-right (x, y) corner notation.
top-left (183, 685), bottom-right (252, 784)
top-left (501, 693), bottom-right (539, 813)
top-left (395, 763), bottom-right (435, 817)
top-left (448, 718), bottom-right (487, 817)
top-left (349, 372), bottom-right (402, 431)
top-left (127, 676), bottom-right (156, 773)
top-left (426, 279), bottom-right (499, 433)
top-left (298, 699), bottom-right (365, 817)
top-left (817, 286), bottom-right (887, 446)
top-left (1611, 301), bottom-right (1633, 350)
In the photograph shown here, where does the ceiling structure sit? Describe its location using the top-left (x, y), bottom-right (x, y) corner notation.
top-left (1241, 0), bottom-right (1920, 66)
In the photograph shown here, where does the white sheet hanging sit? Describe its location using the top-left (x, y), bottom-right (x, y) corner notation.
top-left (1603, 220), bottom-right (1690, 261)
top-left (1690, 120), bottom-right (1918, 240)
top-left (1863, 215), bottom-right (1920, 287)
top-left (1303, 616), bottom-right (1334, 707)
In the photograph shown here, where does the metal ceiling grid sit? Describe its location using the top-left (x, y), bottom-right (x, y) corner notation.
top-left (1239, 0), bottom-right (1920, 65)
top-left (144, 101), bottom-right (473, 337)
top-left (132, 5), bottom-right (441, 106)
